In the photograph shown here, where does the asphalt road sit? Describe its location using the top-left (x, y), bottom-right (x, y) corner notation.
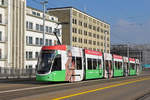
top-left (0, 69), bottom-right (150, 100)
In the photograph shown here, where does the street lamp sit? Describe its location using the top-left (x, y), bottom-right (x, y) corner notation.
top-left (104, 31), bottom-right (107, 53)
top-left (40, 0), bottom-right (48, 46)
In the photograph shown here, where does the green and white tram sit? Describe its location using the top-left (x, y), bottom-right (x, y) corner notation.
top-left (36, 45), bottom-right (141, 82)
top-left (129, 58), bottom-right (136, 76)
top-left (84, 49), bottom-right (103, 79)
top-left (113, 55), bottom-right (124, 77)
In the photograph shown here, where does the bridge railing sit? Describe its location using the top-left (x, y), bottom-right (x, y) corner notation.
top-left (0, 67), bottom-right (36, 79)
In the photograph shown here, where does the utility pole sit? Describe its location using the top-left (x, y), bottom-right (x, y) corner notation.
top-left (40, 0), bottom-right (48, 46)
top-left (104, 31), bottom-right (107, 53)
top-left (127, 43), bottom-right (129, 58)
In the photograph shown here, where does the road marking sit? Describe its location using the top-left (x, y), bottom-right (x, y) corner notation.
top-left (0, 76), bottom-right (147, 94)
top-left (52, 77), bottom-right (150, 100)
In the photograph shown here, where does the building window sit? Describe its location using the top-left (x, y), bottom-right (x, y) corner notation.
top-left (51, 17), bottom-right (54, 21)
top-left (0, 49), bottom-right (1, 59)
top-left (26, 52), bottom-right (28, 59)
top-left (49, 27), bottom-right (52, 33)
top-left (88, 40), bottom-right (92, 44)
top-left (29, 36), bottom-right (33, 45)
top-left (72, 27), bottom-right (77, 33)
top-left (78, 29), bottom-right (82, 34)
top-left (74, 37), bottom-right (77, 42)
top-left (84, 39), bottom-right (87, 44)
top-left (46, 39), bottom-right (48, 46)
top-left (0, 14), bottom-right (2, 23)
top-left (107, 44), bottom-right (110, 47)
top-left (107, 37), bottom-right (109, 41)
top-left (26, 21), bottom-right (29, 29)
top-left (84, 31), bottom-right (87, 36)
top-left (93, 26), bottom-right (96, 31)
top-left (46, 26), bottom-right (49, 33)
top-left (35, 52), bottom-right (39, 58)
top-left (97, 42), bottom-right (100, 46)
top-left (0, 31), bottom-right (2, 41)
top-left (49, 40), bottom-right (52, 46)
top-left (72, 18), bottom-right (77, 24)
top-left (40, 25), bottom-right (43, 32)
top-left (36, 24), bottom-right (40, 31)
top-left (84, 23), bottom-right (87, 28)
top-left (88, 32), bottom-right (92, 37)
top-left (79, 21), bottom-right (82, 26)
top-left (40, 38), bottom-right (43, 45)
top-left (26, 36), bottom-right (29, 44)
top-left (29, 22), bottom-right (33, 30)
top-left (2, 0), bottom-right (4, 5)
top-left (93, 34), bottom-right (96, 38)
top-left (29, 52), bottom-right (33, 59)
top-left (101, 36), bottom-right (103, 40)
top-left (93, 41), bottom-right (96, 45)
top-left (101, 29), bottom-right (104, 33)
top-left (97, 27), bottom-right (100, 32)
top-left (101, 42), bottom-right (103, 46)
top-left (32, 11), bottom-right (36, 16)
top-left (35, 38), bottom-right (39, 45)
top-left (72, 37), bottom-right (74, 42)
top-left (37, 13), bottom-right (40, 16)
top-left (97, 34), bottom-right (99, 39)
top-left (89, 25), bottom-right (92, 29)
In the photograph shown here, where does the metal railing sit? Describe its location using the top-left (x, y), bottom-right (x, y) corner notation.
top-left (0, 67), bottom-right (36, 79)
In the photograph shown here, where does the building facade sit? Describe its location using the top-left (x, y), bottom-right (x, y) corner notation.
top-left (0, 0), bottom-right (62, 75)
top-left (25, 7), bottom-right (62, 71)
top-left (48, 7), bottom-right (110, 53)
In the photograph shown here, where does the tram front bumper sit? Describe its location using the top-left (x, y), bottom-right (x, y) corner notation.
top-left (36, 74), bottom-right (52, 82)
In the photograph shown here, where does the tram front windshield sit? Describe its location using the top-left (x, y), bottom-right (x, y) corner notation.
top-left (37, 50), bottom-right (55, 74)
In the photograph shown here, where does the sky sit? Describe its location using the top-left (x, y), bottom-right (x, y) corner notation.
top-left (27, 0), bottom-right (150, 44)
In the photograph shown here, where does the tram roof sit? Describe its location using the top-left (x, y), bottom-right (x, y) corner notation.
top-left (85, 49), bottom-right (102, 56)
top-left (42, 45), bottom-right (67, 51)
top-left (129, 58), bottom-right (135, 62)
top-left (113, 54), bottom-right (123, 60)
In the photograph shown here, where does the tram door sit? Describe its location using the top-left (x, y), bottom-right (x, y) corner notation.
top-left (104, 53), bottom-right (113, 78)
top-left (136, 59), bottom-right (140, 75)
top-left (123, 57), bottom-right (129, 76)
top-left (64, 47), bottom-right (84, 82)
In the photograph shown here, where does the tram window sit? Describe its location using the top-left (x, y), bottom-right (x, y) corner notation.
top-left (72, 56), bottom-right (75, 66)
top-left (105, 61), bottom-right (109, 71)
top-left (118, 62), bottom-right (122, 69)
top-left (98, 59), bottom-right (101, 69)
top-left (52, 54), bottom-right (61, 71)
top-left (93, 59), bottom-right (97, 69)
top-left (115, 61), bottom-right (118, 69)
top-left (87, 58), bottom-right (92, 70)
top-left (76, 57), bottom-right (82, 70)
top-left (131, 63), bottom-right (135, 69)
